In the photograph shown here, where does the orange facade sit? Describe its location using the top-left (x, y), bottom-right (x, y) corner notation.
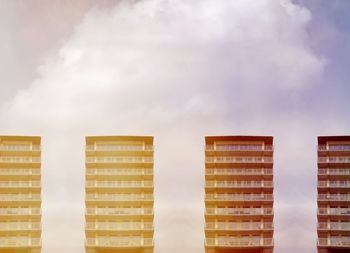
top-left (204, 136), bottom-right (274, 253)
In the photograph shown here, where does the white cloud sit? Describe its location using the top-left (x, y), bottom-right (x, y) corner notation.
top-left (0, 0), bottom-right (118, 102)
top-left (0, 1), bottom-right (329, 253)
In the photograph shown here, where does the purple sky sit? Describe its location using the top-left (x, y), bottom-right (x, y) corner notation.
top-left (0, 1), bottom-right (350, 253)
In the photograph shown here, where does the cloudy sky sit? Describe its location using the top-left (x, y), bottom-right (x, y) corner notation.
top-left (1, 0), bottom-right (350, 252)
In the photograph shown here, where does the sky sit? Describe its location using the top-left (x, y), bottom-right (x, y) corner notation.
top-left (0, 0), bottom-right (350, 252)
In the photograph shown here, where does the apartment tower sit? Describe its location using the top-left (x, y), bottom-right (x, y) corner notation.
top-left (317, 136), bottom-right (350, 253)
top-left (204, 136), bottom-right (274, 253)
top-left (0, 136), bottom-right (41, 253)
top-left (85, 136), bottom-right (154, 253)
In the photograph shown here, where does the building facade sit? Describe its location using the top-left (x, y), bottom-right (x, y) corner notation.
top-left (317, 136), bottom-right (350, 253)
top-left (85, 136), bottom-right (154, 253)
top-left (0, 136), bottom-right (41, 253)
top-left (204, 136), bottom-right (274, 253)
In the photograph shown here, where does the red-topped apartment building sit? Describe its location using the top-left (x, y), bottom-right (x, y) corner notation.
top-left (317, 136), bottom-right (350, 253)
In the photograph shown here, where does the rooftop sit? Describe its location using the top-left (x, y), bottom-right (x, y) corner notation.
top-left (205, 136), bottom-right (273, 145)
top-left (86, 136), bottom-right (153, 144)
top-left (318, 136), bottom-right (350, 144)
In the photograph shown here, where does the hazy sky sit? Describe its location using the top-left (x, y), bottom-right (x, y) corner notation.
top-left (0, 0), bottom-right (350, 253)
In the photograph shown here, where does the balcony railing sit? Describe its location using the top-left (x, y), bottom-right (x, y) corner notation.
top-left (206, 181), bottom-right (273, 188)
top-left (86, 208), bottom-right (153, 216)
top-left (0, 237), bottom-right (41, 247)
top-left (0, 194), bottom-right (41, 201)
top-left (86, 181), bottom-right (153, 188)
top-left (0, 222), bottom-right (41, 230)
top-left (318, 145), bottom-right (350, 151)
top-left (205, 208), bottom-right (273, 216)
top-left (318, 194), bottom-right (350, 202)
top-left (86, 145), bottom-right (153, 152)
top-left (206, 145), bottom-right (273, 152)
top-left (318, 181), bottom-right (350, 188)
top-left (0, 169), bottom-right (40, 176)
top-left (206, 168), bottom-right (272, 176)
top-left (86, 157), bottom-right (153, 163)
top-left (0, 208), bottom-right (41, 216)
top-left (86, 194), bottom-right (153, 202)
top-left (0, 145), bottom-right (41, 152)
top-left (0, 157), bottom-right (40, 163)
top-left (318, 169), bottom-right (350, 176)
top-left (318, 157), bottom-right (350, 163)
top-left (0, 181), bottom-right (41, 188)
top-left (318, 237), bottom-right (350, 247)
top-left (205, 237), bottom-right (273, 247)
top-left (318, 222), bottom-right (350, 231)
top-left (318, 208), bottom-right (350, 216)
top-left (205, 222), bottom-right (273, 231)
top-left (86, 168), bottom-right (153, 176)
top-left (86, 237), bottom-right (153, 247)
top-left (86, 222), bottom-right (153, 231)
top-left (205, 193), bottom-right (273, 202)
top-left (206, 157), bottom-right (273, 163)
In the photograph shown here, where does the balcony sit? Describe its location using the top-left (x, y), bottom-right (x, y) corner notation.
top-left (86, 157), bottom-right (153, 164)
top-left (318, 169), bottom-right (350, 176)
top-left (86, 208), bottom-right (153, 216)
top-left (205, 237), bottom-right (273, 247)
top-left (318, 194), bottom-right (350, 202)
top-left (0, 169), bottom-right (40, 176)
top-left (205, 193), bottom-right (273, 202)
top-left (86, 180), bottom-right (153, 188)
top-left (206, 168), bottom-right (272, 176)
top-left (318, 237), bottom-right (350, 247)
top-left (86, 222), bottom-right (153, 231)
top-left (318, 208), bottom-right (350, 216)
top-left (318, 222), bottom-right (350, 231)
top-left (0, 145), bottom-right (41, 152)
top-left (86, 194), bottom-right (153, 202)
top-left (318, 145), bottom-right (350, 152)
top-left (205, 208), bottom-right (273, 216)
top-left (205, 222), bottom-right (273, 231)
top-left (0, 181), bottom-right (41, 188)
top-left (0, 237), bottom-right (41, 248)
top-left (86, 145), bottom-right (153, 152)
top-left (86, 237), bottom-right (153, 247)
top-left (0, 222), bottom-right (41, 231)
top-left (206, 145), bottom-right (273, 152)
top-left (206, 157), bottom-right (273, 164)
top-left (318, 181), bottom-right (350, 188)
top-left (0, 157), bottom-right (40, 164)
top-left (206, 180), bottom-right (273, 188)
top-left (0, 194), bottom-right (41, 202)
top-left (318, 157), bottom-right (350, 163)
top-left (86, 168), bottom-right (153, 176)
top-left (0, 208), bottom-right (41, 216)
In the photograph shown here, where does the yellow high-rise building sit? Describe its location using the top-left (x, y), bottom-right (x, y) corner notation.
top-left (0, 136), bottom-right (41, 253)
top-left (204, 136), bottom-right (274, 253)
top-left (85, 136), bottom-right (154, 253)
